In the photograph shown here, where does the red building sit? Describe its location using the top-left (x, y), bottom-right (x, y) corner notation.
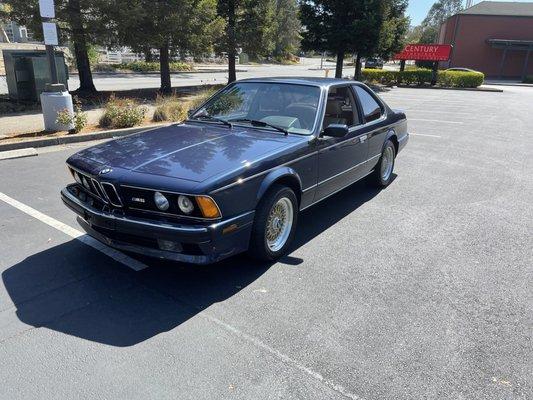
top-left (438, 1), bottom-right (533, 79)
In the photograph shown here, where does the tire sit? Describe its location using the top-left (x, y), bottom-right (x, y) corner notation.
top-left (371, 139), bottom-right (396, 187)
top-left (249, 185), bottom-right (298, 261)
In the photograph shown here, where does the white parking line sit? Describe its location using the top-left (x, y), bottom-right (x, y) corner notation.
top-left (409, 118), bottom-right (463, 124)
top-left (0, 192), bottom-right (148, 271)
top-left (410, 133), bottom-right (442, 138)
top-left (203, 312), bottom-right (364, 400)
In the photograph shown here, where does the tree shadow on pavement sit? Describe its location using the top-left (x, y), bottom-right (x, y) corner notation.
top-left (2, 178), bottom-right (383, 347)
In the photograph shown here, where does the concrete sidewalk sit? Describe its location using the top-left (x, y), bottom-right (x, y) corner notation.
top-left (0, 105), bottom-right (156, 137)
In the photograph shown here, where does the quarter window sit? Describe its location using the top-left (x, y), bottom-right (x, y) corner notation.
top-left (354, 86), bottom-right (383, 123)
top-left (323, 86), bottom-right (360, 129)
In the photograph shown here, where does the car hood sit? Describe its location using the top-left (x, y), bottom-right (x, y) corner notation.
top-left (71, 122), bottom-right (303, 182)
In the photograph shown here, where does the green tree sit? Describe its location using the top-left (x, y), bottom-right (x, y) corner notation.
top-left (239, 0), bottom-right (275, 60)
top-left (422, 0), bottom-right (462, 29)
top-left (300, 0), bottom-right (384, 78)
top-left (272, 0), bottom-right (301, 59)
top-left (217, 0), bottom-right (238, 82)
top-left (0, 3), bottom-right (12, 42)
top-left (107, 0), bottom-right (222, 94)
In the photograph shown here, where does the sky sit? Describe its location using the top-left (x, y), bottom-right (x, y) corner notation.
top-left (407, 0), bottom-right (533, 25)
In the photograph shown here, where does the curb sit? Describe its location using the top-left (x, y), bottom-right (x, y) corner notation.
top-left (0, 124), bottom-right (167, 153)
top-left (0, 148), bottom-right (38, 160)
top-left (395, 85), bottom-right (503, 93)
top-left (69, 69), bottom-right (248, 76)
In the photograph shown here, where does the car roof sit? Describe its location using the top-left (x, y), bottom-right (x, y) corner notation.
top-left (235, 77), bottom-right (362, 88)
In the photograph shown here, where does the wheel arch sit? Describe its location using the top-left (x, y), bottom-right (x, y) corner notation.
top-left (386, 129), bottom-right (399, 156)
top-left (255, 167), bottom-right (302, 208)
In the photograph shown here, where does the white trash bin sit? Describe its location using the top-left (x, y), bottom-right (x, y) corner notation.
top-left (40, 84), bottom-right (74, 132)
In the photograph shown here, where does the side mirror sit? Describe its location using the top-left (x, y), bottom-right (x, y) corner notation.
top-left (322, 124), bottom-right (349, 138)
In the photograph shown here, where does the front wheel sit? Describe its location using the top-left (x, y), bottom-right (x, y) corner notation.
top-left (371, 140), bottom-right (396, 187)
top-left (249, 185), bottom-right (298, 261)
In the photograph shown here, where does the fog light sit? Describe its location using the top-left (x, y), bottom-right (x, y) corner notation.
top-left (157, 239), bottom-right (183, 252)
top-left (154, 191), bottom-right (169, 211)
top-left (178, 195), bottom-right (194, 214)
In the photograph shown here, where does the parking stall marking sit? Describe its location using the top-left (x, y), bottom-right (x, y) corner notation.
top-left (408, 118), bottom-right (464, 124)
top-left (0, 192), bottom-right (148, 271)
top-left (0, 193), bottom-right (366, 400)
top-left (409, 133), bottom-right (442, 138)
top-left (201, 313), bottom-right (365, 400)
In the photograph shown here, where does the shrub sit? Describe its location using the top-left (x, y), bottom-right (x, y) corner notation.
top-left (522, 75), bottom-right (533, 84)
top-left (152, 95), bottom-right (189, 122)
top-left (93, 63), bottom-right (117, 72)
top-left (56, 98), bottom-right (87, 133)
top-left (437, 71), bottom-right (484, 88)
top-left (361, 68), bottom-right (484, 88)
top-left (107, 61), bottom-right (193, 73)
top-left (361, 69), bottom-right (398, 85)
top-left (99, 96), bottom-right (147, 128)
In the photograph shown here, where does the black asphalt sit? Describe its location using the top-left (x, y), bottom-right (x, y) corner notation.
top-left (0, 86), bottom-right (531, 400)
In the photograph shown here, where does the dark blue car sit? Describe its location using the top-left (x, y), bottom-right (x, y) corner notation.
top-left (61, 78), bottom-right (408, 264)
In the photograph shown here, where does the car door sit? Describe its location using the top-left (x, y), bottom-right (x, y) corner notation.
top-left (315, 85), bottom-right (369, 201)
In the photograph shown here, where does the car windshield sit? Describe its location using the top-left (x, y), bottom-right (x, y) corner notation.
top-left (190, 82), bottom-right (321, 135)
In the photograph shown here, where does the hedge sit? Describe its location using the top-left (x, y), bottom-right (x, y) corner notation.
top-left (96, 61), bottom-right (193, 73)
top-left (361, 68), bottom-right (484, 88)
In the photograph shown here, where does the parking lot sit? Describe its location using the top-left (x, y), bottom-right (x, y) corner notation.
top-left (0, 86), bottom-right (531, 399)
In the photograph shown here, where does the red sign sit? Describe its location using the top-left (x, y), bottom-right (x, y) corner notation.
top-left (394, 44), bottom-right (452, 61)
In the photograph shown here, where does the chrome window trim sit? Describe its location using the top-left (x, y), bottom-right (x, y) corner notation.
top-left (121, 185), bottom-right (223, 220)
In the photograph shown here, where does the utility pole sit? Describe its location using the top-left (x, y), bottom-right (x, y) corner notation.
top-left (39, 0), bottom-right (74, 132)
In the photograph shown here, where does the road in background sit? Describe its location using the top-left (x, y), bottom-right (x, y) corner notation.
top-left (0, 86), bottom-right (532, 399)
top-left (0, 58), bottom-right (340, 94)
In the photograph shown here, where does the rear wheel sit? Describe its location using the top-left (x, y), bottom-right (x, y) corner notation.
top-left (249, 185), bottom-right (298, 261)
top-left (371, 140), bottom-right (395, 187)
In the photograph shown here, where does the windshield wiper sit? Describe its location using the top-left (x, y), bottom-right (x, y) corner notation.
top-left (190, 115), bottom-right (233, 128)
top-left (229, 118), bottom-right (289, 135)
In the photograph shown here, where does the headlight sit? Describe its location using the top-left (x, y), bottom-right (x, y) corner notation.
top-left (154, 191), bottom-right (169, 211)
top-left (178, 195), bottom-right (194, 214)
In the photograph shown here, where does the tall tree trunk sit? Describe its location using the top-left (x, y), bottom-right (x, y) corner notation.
top-left (335, 50), bottom-right (344, 78)
top-left (144, 46), bottom-right (153, 62)
top-left (227, 0), bottom-right (237, 83)
top-left (69, 0), bottom-right (97, 94)
top-left (354, 53), bottom-right (362, 80)
top-left (159, 40), bottom-right (171, 94)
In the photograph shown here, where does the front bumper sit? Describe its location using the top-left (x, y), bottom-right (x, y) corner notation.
top-left (61, 186), bottom-right (254, 264)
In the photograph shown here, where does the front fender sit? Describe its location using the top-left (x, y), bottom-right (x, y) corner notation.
top-left (255, 167), bottom-right (302, 206)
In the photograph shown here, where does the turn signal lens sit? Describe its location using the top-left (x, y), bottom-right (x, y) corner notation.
top-left (196, 196), bottom-right (221, 219)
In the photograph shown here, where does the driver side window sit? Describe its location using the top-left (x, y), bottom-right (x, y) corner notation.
top-left (323, 86), bottom-right (360, 129)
